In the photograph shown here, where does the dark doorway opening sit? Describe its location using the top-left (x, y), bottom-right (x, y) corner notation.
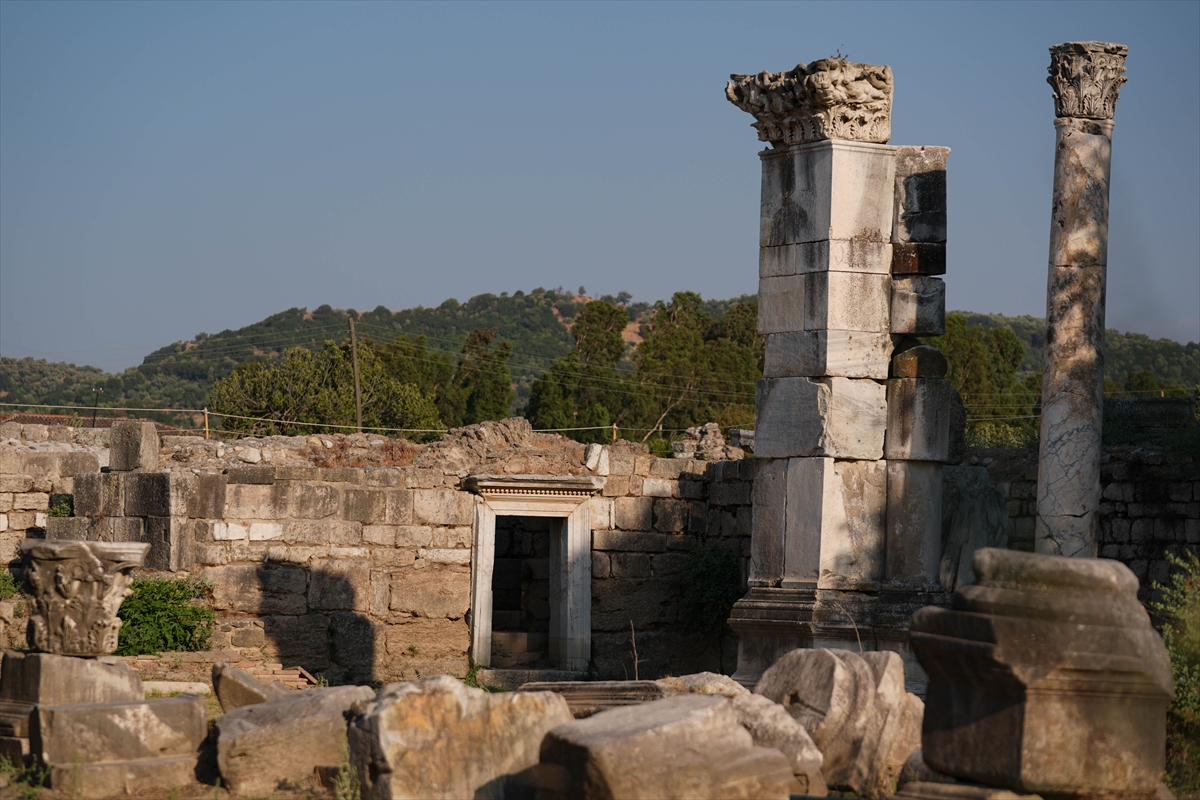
top-left (491, 515), bottom-right (552, 668)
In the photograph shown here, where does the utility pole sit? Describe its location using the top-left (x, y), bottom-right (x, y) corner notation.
top-left (349, 317), bottom-right (363, 433)
top-left (90, 388), bottom-right (103, 428)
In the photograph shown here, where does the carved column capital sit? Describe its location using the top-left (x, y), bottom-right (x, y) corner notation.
top-left (1047, 41), bottom-right (1128, 120)
top-left (726, 58), bottom-right (893, 146)
top-left (19, 539), bottom-right (149, 656)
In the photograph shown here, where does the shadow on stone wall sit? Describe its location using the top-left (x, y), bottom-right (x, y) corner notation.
top-left (254, 562), bottom-right (377, 686)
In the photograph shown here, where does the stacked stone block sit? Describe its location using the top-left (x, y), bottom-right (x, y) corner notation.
top-left (0, 448), bottom-right (100, 562)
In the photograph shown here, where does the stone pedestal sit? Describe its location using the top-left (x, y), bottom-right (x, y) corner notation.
top-left (726, 57), bottom-right (952, 691)
top-left (910, 548), bottom-right (1172, 799)
top-left (1035, 42), bottom-right (1127, 558)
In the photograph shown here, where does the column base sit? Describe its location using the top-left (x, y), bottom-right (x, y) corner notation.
top-left (728, 585), bottom-right (948, 694)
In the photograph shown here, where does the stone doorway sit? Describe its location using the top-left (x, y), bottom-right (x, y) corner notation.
top-left (465, 474), bottom-right (605, 672)
top-left (490, 515), bottom-right (554, 668)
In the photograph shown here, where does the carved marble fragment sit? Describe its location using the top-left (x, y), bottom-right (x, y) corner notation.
top-left (19, 539), bottom-right (149, 656)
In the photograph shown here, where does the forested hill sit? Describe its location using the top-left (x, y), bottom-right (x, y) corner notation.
top-left (954, 311), bottom-right (1200, 387)
top-left (0, 291), bottom-right (1194, 422)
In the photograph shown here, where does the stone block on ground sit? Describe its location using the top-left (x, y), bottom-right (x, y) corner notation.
top-left (31, 694), bottom-right (206, 766)
top-left (47, 755), bottom-right (199, 800)
top-left (212, 661), bottom-right (289, 712)
top-left (891, 277), bottom-right (945, 336)
top-left (537, 694), bottom-right (797, 799)
top-left (656, 671), bottom-right (749, 699)
top-left (108, 420), bottom-right (160, 472)
top-left (763, 330), bottom-right (892, 379)
top-left (911, 548), bottom-right (1174, 799)
top-left (754, 648), bottom-right (921, 797)
top-left (1, 651), bottom-right (142, 705)
top-left (215, 684), bottom-right (375, 796)
top-left (521, 680), bottom-right (665, 718)
top-left (897, 782), bottom-right (1042, 800)
top-left (886, 378), bottom-right (952, 461)
top-left (348, 674), bottom-right (573, 800)
top-left (755, 377), bottom-right (886, 460)
top-left (731, 693), bottom-right (827, 796)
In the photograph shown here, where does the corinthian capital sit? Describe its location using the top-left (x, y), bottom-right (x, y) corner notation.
top-left (20, 539), bottom-right (149, 656)
top-left (1047, 42), bottom-right (1128, 120)
top-left (726, 58), bottom-right (893, 146)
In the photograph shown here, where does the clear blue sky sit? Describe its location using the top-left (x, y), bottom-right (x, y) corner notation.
top-left (2, 1), bottom-right (1197, 372)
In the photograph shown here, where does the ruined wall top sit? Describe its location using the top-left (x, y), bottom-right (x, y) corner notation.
top-left (1047, 41), bottom-right (1127, 120)
top-left (725, 58), bottom-right (893, 146)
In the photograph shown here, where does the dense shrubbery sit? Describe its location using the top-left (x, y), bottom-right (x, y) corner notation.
top-left (115, 576), bottom-right (216, 656)
top-left (1153, 552), bottom-right (1200, 797)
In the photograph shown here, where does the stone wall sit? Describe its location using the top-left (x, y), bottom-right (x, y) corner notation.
top-left (977, 446), bottom-right (1200, 600)
top-left (1, 420), bottom-right (756, 684)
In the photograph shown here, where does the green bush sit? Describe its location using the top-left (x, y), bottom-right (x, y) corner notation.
top-left (0, 569), bottom-right (19, 601)
top-left (680, 543), bottom-right (743, 633)
top-left (115, 576), bottom-right (216, 656)
top-left (46, 495), bottom-right (73, 518)
top-left (1152, 551), bottom-right (1200, 796)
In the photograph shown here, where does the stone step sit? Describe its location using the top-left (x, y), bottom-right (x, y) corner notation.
top-left (48, 754), bottom-right (200, 800)
top-left (518, 680), bottom-right (667, 718)
top-left (490, 652), bottom-right (551, 669)
top-left (491, 631), bottom-right (548, 654)
top-left (478, 669), bottom-right (586, 692)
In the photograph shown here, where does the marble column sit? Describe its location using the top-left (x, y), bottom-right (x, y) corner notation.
top-left (1036, 42), bottom-right (1127, 558)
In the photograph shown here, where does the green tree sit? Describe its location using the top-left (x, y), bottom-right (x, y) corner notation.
top-left (439, 328), bottom-right (514, 427)
top-left (208, 342), bottom-right (442, 438)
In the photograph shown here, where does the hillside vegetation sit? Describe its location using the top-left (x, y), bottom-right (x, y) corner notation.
top-left (1, 293), bottom-right (1195, 440)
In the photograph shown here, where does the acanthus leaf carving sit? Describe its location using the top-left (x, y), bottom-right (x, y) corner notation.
top-left (19, 540), bottom-right (149, 657)
top-left (726, 58), bottom-right (893, 146)
top-left (1047, 41), bottom-right (1128, 120)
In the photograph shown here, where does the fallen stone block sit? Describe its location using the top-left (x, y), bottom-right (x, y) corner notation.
top-left (349, 674), bottom-right (573, 800)
top-left (537, 694), bottom-right (797, 799)
top-left (731, 693), bottom-right (826, 797)
top-left (520, 679), bottom-right (665, 718)
top-left (32, 694), bottom-right (206, 766)
top-left (212, 661), bottom-right (288, 712)
top-left (754, 648), bottom-right (920, 797)
top-left (215, 684), bottom-right (375, 796)
top-left (897, 782), bottom-right (1042, 800)
top-left (47, 754), bottom-right (199, 800)
top-left (1, 651), bottom-right (142, 705)
top-left (911, 548), bottom-right (1174, 799)
top-left (656, 671), bottom-right (748, 699)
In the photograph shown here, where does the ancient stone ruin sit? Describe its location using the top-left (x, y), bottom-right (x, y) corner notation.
top-left (0, 40), bottom-right (1181, 800)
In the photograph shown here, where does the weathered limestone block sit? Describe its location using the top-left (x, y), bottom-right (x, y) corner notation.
top-left (349, 675), bottom-right (573, 800)
top-left (806, 272), bottom-right (892, 332)
top-left (32, 694), bottom-right (206, 766)
top-left (891, 344), bottom-right (948, 379)
top-left (886, 378), bottom-right (952, 462)
top-left (892, 146), bottom-right (949, 244)
top-left (212, 662), bottom-right (288, 712)
top-left (911, 548), bottom-right (1172, 799)
top-left (750, 459), bottom-right (787, 586)
top-left (890, 277), bottom-right (945, 336)
top-left (108, 421), bottom-right (160, 472)
top-left (215, 685), bottom-right (375, 795)
top-left (886, 461), bottom-right (943, 587)
top-left (755, 377), bottom-right (886, 460)
top-left (727, 59), bottom-right (894, 146)
top-left (20, 540), bottom-right (149, 656)
top-left (522, 680), bottom-right (667, 718)
top-left (755, 648), bottom-right (921, 797)
top-left (764, 330), bottom-right (892, 379)
top-left (897, 782), bottom-right (1042, 800)
top-left (72, 472), bottom-right (123, 518)
top-left (538, 694), bottom-right (797, 800)
top-left (940, 466), bottom-right (1008, 592)
top-left (45, 517), bottom-right (88, 541)
top-left (783, 457), bottom-right (886, 590)
top-left (758, 274), bottom-right (806, 334)
top-left (761, 240), bottom-right (891, 278)
top-left (144, 515), bottom-right (191, 572)
top-left (757, 141), bottom-right (896, 247)
top-left (0, 651), bottom-right (142, 705)
top-left (731, 693), bottom-right (827, 796)
top-left (388, 566), bottom-right (470, 619)
top-left (123, 472), bottom-right (170, 516)
top-left (657, 671), bottom-right (749, 699)
top-left (891, 242), bottom-right (946, 276)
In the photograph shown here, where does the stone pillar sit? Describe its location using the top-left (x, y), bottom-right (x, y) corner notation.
top-left (724, 59), bottom-right (952, 690)
top-left (1036, 42), bottom-right (1128, 558)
